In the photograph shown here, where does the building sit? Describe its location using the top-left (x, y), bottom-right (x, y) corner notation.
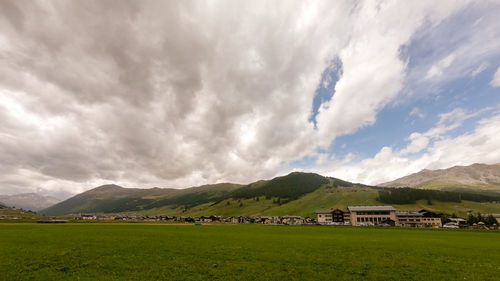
top-left (348, 206), bottom-right (396, 226)
top-left (315, 209), bottom-right (333, 224)
top-left (282, 215), bottom-right (303, 225)
top-left (315, 209), bottom-right (346, 224)
top-left (396, 210), bottom-right (442, 228)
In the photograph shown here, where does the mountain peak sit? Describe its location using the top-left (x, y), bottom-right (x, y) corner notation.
top-left (93, 184), bottom-right (125, 191)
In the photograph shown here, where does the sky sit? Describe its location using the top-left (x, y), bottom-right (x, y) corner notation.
top-left (1, 0), bottom-right (500, 199)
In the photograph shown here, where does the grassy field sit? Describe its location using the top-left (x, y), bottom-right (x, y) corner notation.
top-left (1, 223), bottom-right (499, 280)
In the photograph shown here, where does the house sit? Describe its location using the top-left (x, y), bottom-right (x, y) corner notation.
top-left (315, 209), bottom-right (334, 224)
top-left (282, 215), bottom-right (303, 225)
top-left (80, 214), bottom-right (96, 220)
top-left (259, 216), bottom-right (280, 224)
top-left (315, 209), bottom-right (346, 224)
top-left (348, 206), bottom-right (396, 226)
top-left (396, 210), bottom-right (442, 228)
top-left (447, 217), bottom-right (468, 228)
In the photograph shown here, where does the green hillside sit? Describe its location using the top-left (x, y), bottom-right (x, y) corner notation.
top-left (42, 172), bottom-right (500, 217)
top-left (139, 185), bottom-right (500, 218)
top-left (42, 173), bottom-right (328, 216)
top-left (0, 207), bottom-right (46, 220)
top-left (416, 180), bottom-right (500, 195)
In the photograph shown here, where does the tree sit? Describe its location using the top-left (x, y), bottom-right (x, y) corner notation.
top-left (485, 215), bottom-right (497, 226)
top-left (467, 214), bottom-right (477, 225)
top-left (477, 213), bottom-right (484, 223)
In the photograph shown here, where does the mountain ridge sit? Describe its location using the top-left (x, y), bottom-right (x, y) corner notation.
top-left (0, 193), bottom-right (61, 211)
top-left (41, 170), bottom-right (500, 217)
top-left (379, 163), bottom-right (500, 191)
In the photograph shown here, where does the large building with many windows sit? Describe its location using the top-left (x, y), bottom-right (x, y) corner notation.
top-left (396, 210), bottom-right (442, 227)
top-left (315, 206), bottom-right (442, 227)
top-left (348, 206), bottom-right (397, 226)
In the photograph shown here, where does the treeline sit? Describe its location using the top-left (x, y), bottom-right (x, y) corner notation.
top-left (144, 172), bottom-right (330, 210)
top-left (331, 178), bottom-right (354, 187)
top-left (377, 187), bottom-right (500, 204)
top-left (230, 172), bottom-right (329, 200)
top-left (467, 213), bottom-right (498, 226)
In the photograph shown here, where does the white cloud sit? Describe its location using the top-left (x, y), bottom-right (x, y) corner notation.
top-left (490, 66), bottom-right (500, 87)
top-left (409, 107), bottom-right (425, 119)
top-left (425, 54), bottom-right (456, 80)
top-left (471, 62), bottom-right (488, 77)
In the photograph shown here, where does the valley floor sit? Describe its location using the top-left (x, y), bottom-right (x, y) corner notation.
top-left (1, 223), bottom-right (499, 280)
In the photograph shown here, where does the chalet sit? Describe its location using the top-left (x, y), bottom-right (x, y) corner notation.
top-left (80, 214), bottom-right (96, 220)
top-left (259, 216), bottom-right (280, 224)
top-left (396, 210), bottom-right (442, 228)
top-left (445, 218), bottom-right (467, 228)
top-left (315, 209), bottom-right (334, 224)
top-left (315, 209), bottom-right (346, 224)
top-left (282, 215), bottom-right (303, 225)
top-left (348, 206), bottom-right (396, 226)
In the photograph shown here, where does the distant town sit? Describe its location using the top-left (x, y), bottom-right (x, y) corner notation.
top-left (6, 205), bottom-right (490, 229)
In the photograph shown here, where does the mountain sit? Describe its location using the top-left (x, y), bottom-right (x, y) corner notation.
top-left (379, 163), bottom-right (500, 193)
top-left (42, 182), bottom-right (243, 216)
top-left (42, 172), bottom-right (328, 216)
top-left (42, 171), bottom-right (500, 217)
top-left (0, 193), bottom-right (61, 211)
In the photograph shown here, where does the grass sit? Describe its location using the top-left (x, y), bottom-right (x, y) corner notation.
top-left (1, 223), bottom-right (499, 280)
top-left (417, 180), bottom-right (500, 193)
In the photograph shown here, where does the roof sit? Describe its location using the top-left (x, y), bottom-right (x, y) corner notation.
top-left (484, 213), bottom-right (500, 218)
top-left (396, 211), bottom-right (423, 217)
top-left (315, 208), bottom-right (345, 214)
top-left (348, 206), bottom-right (396, 212)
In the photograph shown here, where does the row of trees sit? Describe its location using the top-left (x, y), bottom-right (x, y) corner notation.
top-left (467, 213), bottom-right (498, 226)
top-left (377, 188), bottom-right (500, 204)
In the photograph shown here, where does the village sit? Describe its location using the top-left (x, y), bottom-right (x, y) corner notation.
top-left (70, 205), bottom-right (500, 229)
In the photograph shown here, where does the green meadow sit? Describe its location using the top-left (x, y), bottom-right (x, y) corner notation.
top-left (1, 223), bottom-right (499, 280)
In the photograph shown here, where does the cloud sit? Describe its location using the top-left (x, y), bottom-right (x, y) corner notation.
top-left (402, 3), bottom-right (500, 99)
top-left (409, 107), bottom-right (425, 119)
top-left (471, 62), bottom-right (488, 77)
top-left (0, 1), bottom-right (492, 196)
top-left (314, 1), bottom-right (468, 147)
top-left (491, 66), bottom-right (500, 87)
top-left (425, 54), bottom-right (456, 80)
